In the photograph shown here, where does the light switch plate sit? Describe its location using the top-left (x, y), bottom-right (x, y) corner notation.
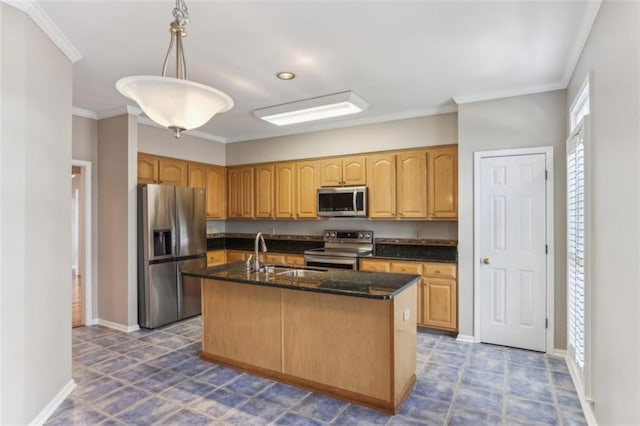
top-left (403, 309), bottom-right (410, 321)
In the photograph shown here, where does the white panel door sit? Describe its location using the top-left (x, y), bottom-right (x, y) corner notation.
top-left (479, 154), bottom-right (547, 351)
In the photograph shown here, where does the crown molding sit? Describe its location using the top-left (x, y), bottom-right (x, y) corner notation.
top-left (452, 82), bottom-right (566, 105)
top-left (226, 104), bottom-right (459, 143)
top-left (96, 105), bottom-right (142, 120)
top-left (2, 0), bottom-right (82, 63)
top-left (72, 107), bottom-right (98, 120)
top-left (561, 0), bottom-right (602, 87)
top-left (137, 116), bottom-right (227, 143)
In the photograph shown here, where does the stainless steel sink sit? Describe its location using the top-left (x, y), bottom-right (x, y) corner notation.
top-left (276, 269), bottom-right (327, 278)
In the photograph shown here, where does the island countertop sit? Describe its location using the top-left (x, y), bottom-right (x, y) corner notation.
top-left (183, 262), bottom-right (420, 300)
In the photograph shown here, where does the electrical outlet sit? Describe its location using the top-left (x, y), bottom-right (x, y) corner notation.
top-left (269, 227), bottom-right (275, 235)
top-left (403, 309), bottom-right (410, 321)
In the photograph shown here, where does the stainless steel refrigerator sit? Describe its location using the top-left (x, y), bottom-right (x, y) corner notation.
top-left (138, 184), bottom-right (206, 329)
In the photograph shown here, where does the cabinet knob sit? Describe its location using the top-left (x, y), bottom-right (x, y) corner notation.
top-left (481, 257), bottom-right (491, 265)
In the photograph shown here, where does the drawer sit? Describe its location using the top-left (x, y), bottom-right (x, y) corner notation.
top-left (359, 259), bottom-right (391, 272)
top-left (206, 250), bottom-right (226, 266)
top-left (226, 250), bottom-right (250, 263)
top-left (285, 254), bottom-right (305, 266)
top-left (263, 253), bottom-right (286, 264)
top-left (390, 261), bottom-right (422, 274)
top-left (423, 263), bottom-right (456, 279)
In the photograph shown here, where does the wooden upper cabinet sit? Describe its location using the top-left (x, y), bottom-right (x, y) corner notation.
top-left (318, 159), bottom-right (342, 187)
top-left (158, 158), bottom-right (187, 186)
top-left (318, 155), bottom-right (366, 187)
top-left (396, 151), bottom-right (427, 218)
top-left (255, 165), bottom-right (275, 218)
top-left (367, 153), bottom-right (396, 218)
top-left (137, 153), bottom-right (158, 184)
top-left (187, 162), bottom-right (207, 189)
top-left (228, 166), bottom-right (254, 218)
top-left (275, 163), bottom-right (295, 219)
top-left (428, 146), bottom-right (458, 219)
top-left (296, 161), bottom-right (318, 218)
top-left (205, 165), bottom-right (226, 219)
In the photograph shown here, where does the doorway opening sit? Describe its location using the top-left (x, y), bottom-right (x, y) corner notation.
top-left (71, 160), bottom-right (93, 328)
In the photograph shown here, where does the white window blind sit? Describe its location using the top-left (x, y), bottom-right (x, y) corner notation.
top-left (567, 128), bottom-right (586, 370)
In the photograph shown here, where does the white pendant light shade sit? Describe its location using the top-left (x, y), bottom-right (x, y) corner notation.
top-left (116, 75), bottom-right (233, 131)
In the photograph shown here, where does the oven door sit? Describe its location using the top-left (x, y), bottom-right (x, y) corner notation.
top-left (304, 255), bottom-right (358, 270)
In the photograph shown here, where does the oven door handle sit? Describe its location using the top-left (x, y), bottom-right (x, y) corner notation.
top-left (304, 255), bottom-right (357, 265)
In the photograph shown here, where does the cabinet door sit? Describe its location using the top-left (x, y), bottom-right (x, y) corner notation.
top-left (296, 161), bottom-right (318, 218)
top-left (396, 151), bottom-right (427, 218)
top-left (206, 166), bottom-right (226, 219)
top-left (255, 165), bottom-right (274, 218)
top-left (423, 278), bottom-right (457, 331)
top-left (367, 153), bottom-right (396, 218)
top-left (137, 154), bottom-right (158, 184)
top-left (318, 159), bottom-right (342, 187)
top-left (206, 250), bottom-right (226, 266)
top-left (227, 168), bottom-right (241, 218)
top-left (359, 259), bottom-right (391, 272)
top-left (428, 146), bottom-right (458, 219)
top-left (342, 155), bottom-right (366, 186)
top-left (240, 167), bottom-right (255, 218)
top-left (188, 163), bottom-right (207, 189)
top-left (275, 163), bottom-right (295, 218)
top-left (159, 158), bottom-right (188, 186)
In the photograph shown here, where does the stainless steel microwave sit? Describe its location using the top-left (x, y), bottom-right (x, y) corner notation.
top-left (317, 186), bottom-right (367, 217)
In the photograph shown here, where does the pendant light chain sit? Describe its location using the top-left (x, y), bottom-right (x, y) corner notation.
top-left (162, 0), bottom-right (189, 80)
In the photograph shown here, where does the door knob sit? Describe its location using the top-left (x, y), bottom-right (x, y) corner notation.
top-left (482, 257), bottom-right (491, 265)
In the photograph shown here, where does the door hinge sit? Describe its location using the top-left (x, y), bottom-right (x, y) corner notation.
top-left (545, 244), bottom-right (548, 254)
top-left (545, 169), bottom-right (548, 180)
top-left (545, 318), bottom-right (549, 329)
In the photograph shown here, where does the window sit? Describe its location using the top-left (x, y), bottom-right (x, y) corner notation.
top-left (570, 77), bottom-right (590, 132)
top-left (567, 76), bottom-right (591, 398)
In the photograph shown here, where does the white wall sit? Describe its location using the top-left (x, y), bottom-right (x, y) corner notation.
top-left (566, 1), bottom-right (640, 423)
top-left (98, 114), bottom-right (139, 328)
top-left (226, 113), bottom-right (458, 165)
top-left (225, 220), bottom-right (458, 240)
top-left (72, 116), bottom-right (99, 320)
top-left (457, 90), bottom-right (567, 346)
top-left (138, 123), bottom-right (226, 165)
top-left (0, 3), bottom-right (73, 423)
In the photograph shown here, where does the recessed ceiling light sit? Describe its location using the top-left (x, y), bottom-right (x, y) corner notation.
top-left (276, 72), bottom-right (296, 80)
top-left (253, 91), bottom-right (369, 126)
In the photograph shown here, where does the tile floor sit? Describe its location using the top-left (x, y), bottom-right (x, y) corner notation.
top-left (47, 317), bottom-right (588, 425)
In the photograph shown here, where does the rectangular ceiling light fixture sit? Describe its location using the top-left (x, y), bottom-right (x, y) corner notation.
top-left (253, 91), bottom-right (369, 126)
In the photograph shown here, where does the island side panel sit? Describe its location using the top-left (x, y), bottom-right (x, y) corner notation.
top-left (281, 290), bottom-right (392, 403)
top-left (393, 283), bottom-right (417, 406)
top-left (201, 279), bottom-right (282, 371)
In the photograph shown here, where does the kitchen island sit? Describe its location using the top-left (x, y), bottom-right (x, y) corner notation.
top-left (183, 263), bottom-right (420, 413)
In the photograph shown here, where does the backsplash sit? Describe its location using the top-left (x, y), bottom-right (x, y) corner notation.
top-left (219, 219), bottom-right (457, 240)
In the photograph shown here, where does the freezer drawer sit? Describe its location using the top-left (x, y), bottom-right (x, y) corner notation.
top-left (140, 262), bottom-right (179, 328)
top-left (178, 257), bottom-right (205, 319)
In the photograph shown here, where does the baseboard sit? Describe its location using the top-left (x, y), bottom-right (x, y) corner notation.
top-left (29, 379), bottom-right (76, 425)
top-left (85, 318), bottom-right (98, 326)
top-left (565, 355), bottom-right (598, 426)
top-left (455, 334), bottom-right (477, 343)
top-left (97, 318), bottom-right (140, 333)
top-left (551, 348), bottom-right (568, 357)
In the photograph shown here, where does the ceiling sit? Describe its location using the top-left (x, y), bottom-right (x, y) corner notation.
top-left (37, 0), bottom-right (600, 143)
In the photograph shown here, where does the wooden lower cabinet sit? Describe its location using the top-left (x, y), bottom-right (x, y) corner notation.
top-left (206, 250), bottom-right (226, 267)
top-left (226, 250), bottom-right (251, 263)
top-left (359, 258), bottom-right (457, 332)
top-left (201, 278), bottom-right (416, 413)
top-left (422, 278), bottom-right (457, 331)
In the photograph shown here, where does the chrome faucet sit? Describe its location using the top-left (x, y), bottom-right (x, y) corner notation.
top-left (254, 232), bottom-right (267, 272)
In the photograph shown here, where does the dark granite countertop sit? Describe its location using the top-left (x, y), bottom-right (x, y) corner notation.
top-left (183, 262), bottom-right (420, 300)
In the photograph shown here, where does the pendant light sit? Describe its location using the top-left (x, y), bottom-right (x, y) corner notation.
top-left (116, 0), bottom-right (233, 138)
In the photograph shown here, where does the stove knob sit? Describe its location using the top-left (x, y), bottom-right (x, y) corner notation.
top-left (330, 232), bottom-right (336, 238)
top-left (358, 233), bottom-right (364, 239)
top-left (365, 233), bottom-right (371, 239)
